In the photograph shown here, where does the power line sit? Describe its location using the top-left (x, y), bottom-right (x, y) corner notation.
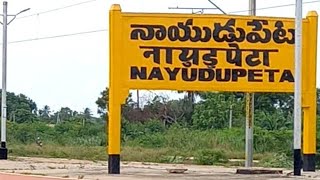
top-left (208, 0), bottom-right (226, 14)
top-left (169, 0), bottom-right (320, 14)
top-left (229, 0), bottom-right (320, 14)
top-left (16, 0), bottom-right (98, 20)
top-left (7, 29), bottom-right (107, 44)
top-left (6, 1), bottom-right (320, 44)
top-left (17, 0), bottom-right (320, 21)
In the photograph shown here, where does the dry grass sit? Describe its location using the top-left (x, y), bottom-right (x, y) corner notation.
top-left (7, 144), bottom-right (282, 168)
top-left (9, 144), bottom-right (106, 161)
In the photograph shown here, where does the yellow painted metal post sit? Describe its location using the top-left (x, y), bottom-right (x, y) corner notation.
top-left (108, 4), bottom-right (122, 174)
top-left (302, 11), bottom-right (318, 171)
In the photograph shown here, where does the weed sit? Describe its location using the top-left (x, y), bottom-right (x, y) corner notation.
top-left (195, 149), bottom-right (228, 165)
top-left (259, 153), bottom-right (292, 168)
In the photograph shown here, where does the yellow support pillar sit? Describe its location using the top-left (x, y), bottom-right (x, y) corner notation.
top-left (108, 4), bottom-right (122, 174)
top-left (303, 11), bottom-right (318, 171)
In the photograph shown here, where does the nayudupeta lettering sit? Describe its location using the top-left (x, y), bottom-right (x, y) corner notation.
top-left (140, 45), bottom-right (278, 68)
top-left (130, 66), bottom-right (294, 83)
top-left (130, 19), bottom-right (295, 44)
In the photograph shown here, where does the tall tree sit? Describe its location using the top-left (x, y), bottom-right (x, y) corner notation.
top-left (39, 105), bottom-right (51, 120)
top-left (254, 92), bottom-right (294, 116)
top-left (96, 88), bottom-right (109, 118)
top-left (0, 90), bottom-right (38, 123)
top-left (56, 107), bottom-right (73, 121)
top-left (83, 108), bottom-right (92, 119)
top-left (96, 87), bottom-right (134, 119)
top-left (192, 92), bottom-right (244, 130)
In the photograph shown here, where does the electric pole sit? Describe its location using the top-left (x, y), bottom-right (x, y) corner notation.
top-left (0, 1), bottom-right (30, 159)
top-left (56, 112), bottom-right (61, 124)
top-left (0, 1), bottom-right (8, 159)
top-left (294, 0), bottom-right (302, 176)
top-left (137, 90), bottom-right (140, 109)
top-left (245, 0), bottom-right (256, 168)
top-left (229, 104), bottom-right (232, 129)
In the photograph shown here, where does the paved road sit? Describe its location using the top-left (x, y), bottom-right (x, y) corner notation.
top-left (0, 157), bottom-right (319, 180)
top-left (0, 172), bottom-right (71, 180)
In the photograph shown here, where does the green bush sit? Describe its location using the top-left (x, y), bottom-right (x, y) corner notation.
top-left (144, 119), bottom-right (166, 133)
top-left (136, 133), bottom-right (166, 148)
top-left (8, 122), bottom-right (37, 144)
top-left (195, 149), bottom-right (228, 165)
top-left (191, 93), bottom-right (244, 130)
top-left (72, 136), bottom-right (104, 146)
top-left (121, 119), bottom-right (145, 141)
top-left (260, 153), bottom-right (292, 168)
top-left (253, 128), bottom-right (292, 153)
top-left (0, 117), bottom-right (307, 169)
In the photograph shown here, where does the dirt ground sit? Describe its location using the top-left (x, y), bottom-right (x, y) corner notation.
top-left (0, 157), bottom-right (319, 180)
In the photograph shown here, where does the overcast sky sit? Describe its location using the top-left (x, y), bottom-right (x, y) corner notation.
top-left (0, 0), bottom-right (319, 116)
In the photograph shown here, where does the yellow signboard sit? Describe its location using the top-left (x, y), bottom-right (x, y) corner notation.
top-left (108, 4), bottom-right (318, 174)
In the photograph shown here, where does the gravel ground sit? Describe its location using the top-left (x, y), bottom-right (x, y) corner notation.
top-left (0, 157), bottom-right (318, 180)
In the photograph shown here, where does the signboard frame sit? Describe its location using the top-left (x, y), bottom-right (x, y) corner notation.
top-left (108, 4), bottom-right (318, 174)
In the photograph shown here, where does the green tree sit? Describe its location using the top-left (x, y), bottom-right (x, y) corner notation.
top-left (254, 92), bottom-right (293, 116)
top-left (0, 90), bottom-right (38, 123)
top-left (192, 92), bottom-right (244, 130)
top-left (96, 87), bottom-right (134, 120)
top-left (255, 110), bottom-right (292, 130)
top-left (83, 108), bottom-right (92, 120)
top-left (59, 107), bottom-right (73, 121)
top-left (50, 107), bottom-right (74, 123)
top-left (96, 88), bottom-right (109, 118)
top-left (39, 105), bottom-right (51, 120)
top-left (15, 109), bottom-right (37, 123)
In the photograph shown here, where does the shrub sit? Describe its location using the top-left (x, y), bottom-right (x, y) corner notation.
top-left (144, 119), bottom-right (166, 133)
top-left (195, 149), bottom-right (228, 165)
top-left (136, 133), bottom-right (165, 148)
top-left (260, 153), bottom-right (292, 168)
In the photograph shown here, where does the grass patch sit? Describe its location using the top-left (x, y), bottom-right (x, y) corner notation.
top-left (195, 149), bottom-right (228, 165)
top-left (121, 146), bottom-right (177, 163)
top-left (258, 153), bottom-right (292, 168)
top-left (9, 144), bottom-right (106, 161)
top-left (8, 144), bottom-right (287, 168)
top-left (5, 125), bottom-right (294, 169)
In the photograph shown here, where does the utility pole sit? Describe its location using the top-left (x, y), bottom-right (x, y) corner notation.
top-left (0, 1), bottom-right (8, 159)
top-left (170, 0), bottom-right (256, 168)
top-left (137, 90), bottom-right (140, 109)
top-left (56, 112), bottom-right (61, 124)
top-left (294, 0), bottom-right (302, 176)
top-left (229, 104), bottom-right (232, 129)
top-left (245, 0), bottom-right (256, 168)
top-left (0, 2), bottom-right (30, 159)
